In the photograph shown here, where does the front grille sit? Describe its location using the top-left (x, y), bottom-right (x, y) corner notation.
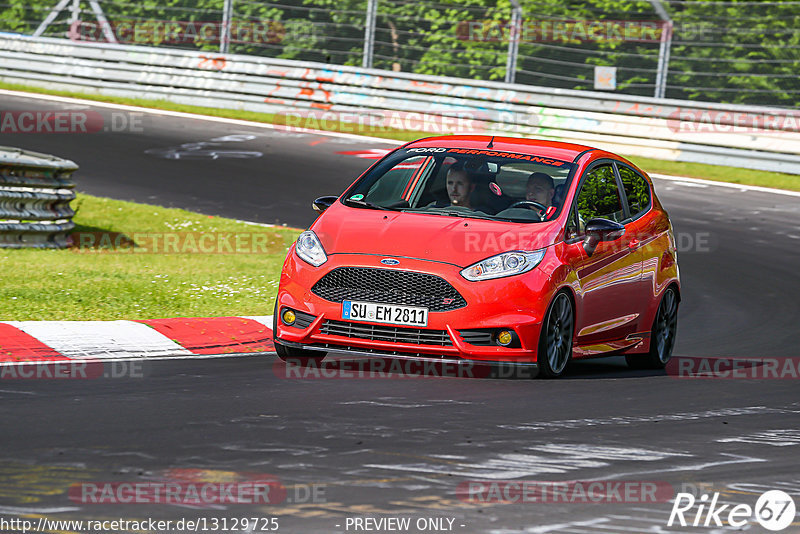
top-left (311, 267), bottom-right (466, 312)
top-left (320, 319), bottom-right (452, 346)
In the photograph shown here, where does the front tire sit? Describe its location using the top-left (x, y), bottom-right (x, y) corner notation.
top-left (537, 292), bottom-right (574, 379)
top-left (626, 286), bottom-right (678, 370)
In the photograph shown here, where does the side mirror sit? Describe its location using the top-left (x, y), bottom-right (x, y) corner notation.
top-left (312, 196), bottom-right (338, 215)
top-left (583, 218), bottom-right (625, 256)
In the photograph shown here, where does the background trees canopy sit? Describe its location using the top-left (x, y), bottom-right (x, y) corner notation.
top-left (3, 0), bottom-right (798, 107)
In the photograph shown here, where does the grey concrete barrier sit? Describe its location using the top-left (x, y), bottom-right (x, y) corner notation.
top-left (1, 34), bottom-right (799, 174)
top-left (0, 146), bottom-right (77, 248)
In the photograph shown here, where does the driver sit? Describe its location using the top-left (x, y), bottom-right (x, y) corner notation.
top-left (446, 163), bottom-right (476, 208)
top-left (526, 172), bottom-right (555, 208)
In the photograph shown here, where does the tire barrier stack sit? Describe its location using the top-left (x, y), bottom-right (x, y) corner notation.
top-left (0, 146), bottom-right (78, 248)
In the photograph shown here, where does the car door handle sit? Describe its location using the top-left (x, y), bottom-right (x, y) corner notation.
top-left (628, 239), bottom-right (640, 249)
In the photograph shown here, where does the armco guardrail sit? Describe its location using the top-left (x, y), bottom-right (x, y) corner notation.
top-left (1, 34), bottom-right (799, 174)
top-left (0, 146), bottom-right (77, 248)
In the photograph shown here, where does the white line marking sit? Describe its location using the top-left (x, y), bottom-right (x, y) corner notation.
top-left (590, 523), bottom-right (668, 533)
top-left (667, 181), bottom-right (708, 188)
top-left (605, 515), bottom-right (699, 533)
top-left (340, 400), bottom-right (437, 408)
top-left (498, 406), bottom-right (800, 431)
top-left (367, 444), bottom-right (689, 480)
top-left (234, 218), bottom-right (298, 230)
top-left (491, 518), bottom-right (611, 533)
top-left (601, 453), bottom-right (767, 481)
top-left (651, 173), bottom-right (800, 198)
top-left (717, 429), bottom-right (800, 447)
top-left (0, 506), bottom-right (80, 514)
top-left (0, 89), bottom-right (403, 145)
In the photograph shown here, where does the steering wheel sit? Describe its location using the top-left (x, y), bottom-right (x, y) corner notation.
top-left (508, 200), bottom-right (548, 218)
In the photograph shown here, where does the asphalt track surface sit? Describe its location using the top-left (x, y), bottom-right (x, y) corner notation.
top-left (1, 93), bottom-right (800, 533)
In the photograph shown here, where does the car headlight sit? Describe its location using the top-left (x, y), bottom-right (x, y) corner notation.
top-left (295, 230), bottom-right (327, 267)
top-left (460, 250), bottom-right (545, 281)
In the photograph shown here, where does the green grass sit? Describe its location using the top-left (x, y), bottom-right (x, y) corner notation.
top-left (3, 80), bottom-right (797, 191)
top-left (626, 155), bottom-right (800, 192)
top-left (0, 194), bottom-right (302, 320)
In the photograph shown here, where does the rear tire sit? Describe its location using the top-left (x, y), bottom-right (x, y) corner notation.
top-left (537, 292), bottom-right (574, 379)
top-left (273, 301), bottom-right (327, 366)
top-left (626, 287), bottom-right (678, 370)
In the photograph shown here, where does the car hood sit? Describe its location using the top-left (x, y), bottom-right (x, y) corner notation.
top-left (311, 203), bottom-right (562, 267)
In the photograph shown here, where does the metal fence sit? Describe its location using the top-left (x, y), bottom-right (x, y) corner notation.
top-left (0, 146), bottom-right (77, 248)
top-left (4, 0), bottom-right (799, 108)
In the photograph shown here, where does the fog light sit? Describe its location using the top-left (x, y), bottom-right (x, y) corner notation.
top-left (282, 309), bottom-right (296, 325)
top-left (496, 330), bottom-right (514, 346)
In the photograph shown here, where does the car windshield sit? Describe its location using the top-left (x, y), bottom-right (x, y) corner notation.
top-left (342, 147), bottom-right (577, 222)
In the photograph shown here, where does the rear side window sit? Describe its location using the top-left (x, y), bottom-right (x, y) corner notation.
top-left (575, 164), bottom-right (624, 223)
top-left (618, 165), bottom-right (651, 219)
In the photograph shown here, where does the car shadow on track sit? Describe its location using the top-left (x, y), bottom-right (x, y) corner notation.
top-left (274, 354), bottom-right (667, 381)
top-left (562, 356), bottom-right (667, 380)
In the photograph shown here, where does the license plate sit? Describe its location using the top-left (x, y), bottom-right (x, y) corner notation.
top-left (342, 300), bottom-right (428, 327)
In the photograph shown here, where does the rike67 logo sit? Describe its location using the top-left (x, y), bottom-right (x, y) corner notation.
top-left (668, 490), bottom-right (796, 531)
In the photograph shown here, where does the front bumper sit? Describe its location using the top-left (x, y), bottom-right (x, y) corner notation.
top-left (275, 250), bottom-right (556, 364)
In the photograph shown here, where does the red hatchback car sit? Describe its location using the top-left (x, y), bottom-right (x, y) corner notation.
top-left (274, 136), bottom-right (679, 378)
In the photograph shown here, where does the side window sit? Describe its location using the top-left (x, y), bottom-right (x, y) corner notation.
top-left (575, 164), bottom-right (624, 223)
top-left (618, 166), bottom-right (652, 219)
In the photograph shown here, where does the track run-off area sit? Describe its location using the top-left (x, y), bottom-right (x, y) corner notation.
top-left (1, 91), bottom-right (799, 533)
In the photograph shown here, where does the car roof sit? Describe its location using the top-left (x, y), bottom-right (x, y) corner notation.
top-left (404, 135), bottom-right (596, 162)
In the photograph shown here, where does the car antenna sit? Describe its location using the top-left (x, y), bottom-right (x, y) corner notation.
top-left (487, 136), bottom-right (494, 148)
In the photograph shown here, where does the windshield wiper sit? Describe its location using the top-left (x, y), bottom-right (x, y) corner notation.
top-left (342, 198), bottom-right (401, 211)
top-left (405, 207), bottom-right (497, 221)
top-left (447, 212), bottom-right (497, 221)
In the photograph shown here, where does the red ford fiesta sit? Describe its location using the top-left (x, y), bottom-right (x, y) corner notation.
top-left (274, 135), bottom-right (680, 378)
